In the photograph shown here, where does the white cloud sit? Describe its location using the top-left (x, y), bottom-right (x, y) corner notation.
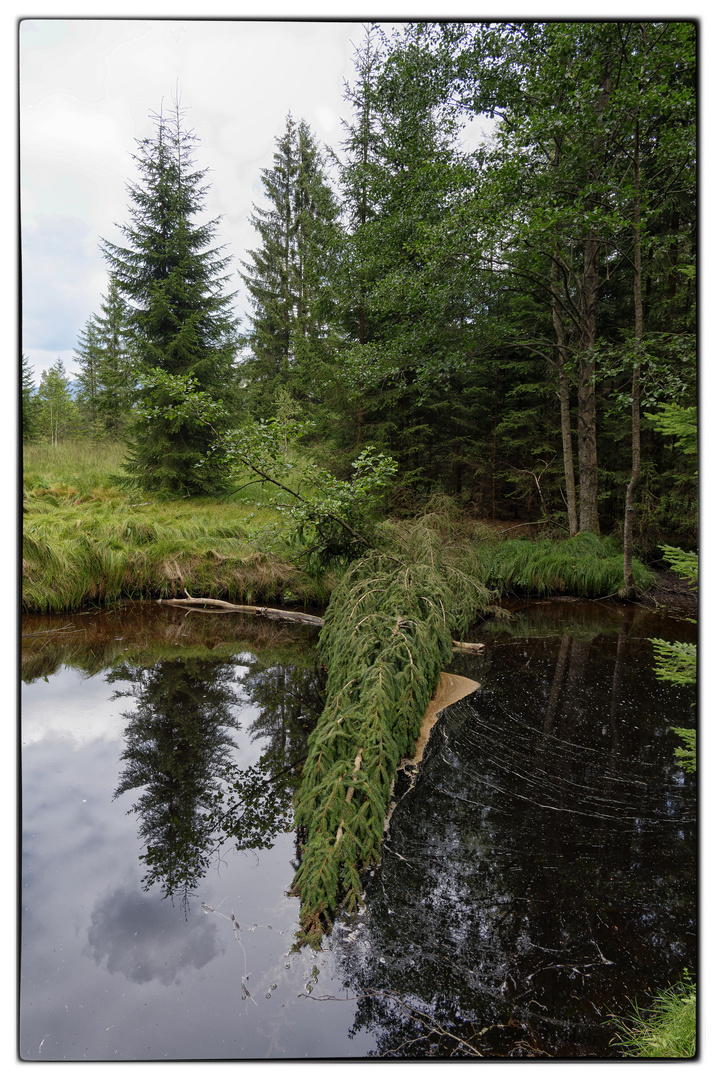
top-left (19, 17), bottom-right (364, 369)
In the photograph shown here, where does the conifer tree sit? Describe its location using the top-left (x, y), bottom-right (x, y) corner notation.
top-left (21, 354), bottom-right (40, 442)
top-left (101, 99), bottom-right (239, 494)
top-left (74, 314), bottom-right (103, 436)
top-left (74, 277), bottom-right (135, 439)
top-left (36, 359), bottom-right (80, 445)
top-left (336, 26), bottom-right (485, 491)
top-left (241, 114), bottom-right (339, 420)
top-left (94, 276), bottom-right (134, 437)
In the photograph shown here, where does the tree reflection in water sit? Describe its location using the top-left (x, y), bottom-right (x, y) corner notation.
top-left (109, 650), bottom-right (325, 912)
top-left (333, 608), bottom-right (696, 1058)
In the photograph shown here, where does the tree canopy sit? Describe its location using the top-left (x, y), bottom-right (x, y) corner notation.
top-left (50, 21), bottom-right (696, 555)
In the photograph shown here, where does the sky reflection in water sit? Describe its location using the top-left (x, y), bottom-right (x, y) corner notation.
top-left (20, 601), bottom-right (696, 1060)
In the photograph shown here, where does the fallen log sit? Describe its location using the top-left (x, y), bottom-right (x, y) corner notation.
top-left (157, 592), bottom-right (325, 627)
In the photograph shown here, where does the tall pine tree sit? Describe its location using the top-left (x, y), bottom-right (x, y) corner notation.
top-left (102, 99), bottom-right (239, 494)
top-left (240, 114), bottom-right (339, 421)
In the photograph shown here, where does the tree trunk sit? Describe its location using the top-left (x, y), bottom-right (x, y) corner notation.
top-left (623, 51), bottom-right (645, 599)
top-left (551, 257), bottom-right (579, 535)
top-left (576, 66), bottom-right (612, 536)
top-left (577, 237), bottom-right (601, 535)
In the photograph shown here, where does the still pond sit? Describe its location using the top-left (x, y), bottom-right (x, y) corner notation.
top-left (20, 599), bottom-right (696, 1060)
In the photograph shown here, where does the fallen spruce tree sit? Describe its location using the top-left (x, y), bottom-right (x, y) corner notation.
top-left (287, 524), bottom-right (493, 948)
top-left (162, 524), bottom-right (493, 947)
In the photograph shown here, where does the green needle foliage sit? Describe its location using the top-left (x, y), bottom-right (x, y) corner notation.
top-left (101, 99), bottom-right (239, 495)
top-left (649, 543), bottom-right (697, 773)
top-left (289, 523), bottom-right (493, 947)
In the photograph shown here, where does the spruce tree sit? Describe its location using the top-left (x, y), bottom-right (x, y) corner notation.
top-left (21, 354), bottom-right (40, 442)
top-left (241, 114), bottom-right (339, 421)
top-left (74, 314), bottom-right (103, 436)
top-left (94, 275), bottom-right (134, 438)
top-left (336, 27), bottom-right (485, 492)
top-left (101, 100), bottom-right (239, 494)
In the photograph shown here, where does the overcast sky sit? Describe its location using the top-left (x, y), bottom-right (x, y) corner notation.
top-left (18, 2), bottom-right (713, 393)
top-left (19, 16), bottom-right (379, 386)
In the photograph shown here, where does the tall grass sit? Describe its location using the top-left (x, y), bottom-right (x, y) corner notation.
top-left (23, 439), bottom-right (129, 496)
top-left (22, 440), bottom-right (328, 613)
top-left (22, 501), bottom-right (323, 611)
top-left (611, 975), bottom-right (696, 1058)
top-left (481, 531), bottom-right (655, 599)
top-left (22, 443), bottom-right (656, 613)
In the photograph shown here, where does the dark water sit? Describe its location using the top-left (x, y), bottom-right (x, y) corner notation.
top-left (20, 600), bottom-right (696, 1060)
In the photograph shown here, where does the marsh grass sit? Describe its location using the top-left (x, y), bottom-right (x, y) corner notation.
top-left (611, 975), bottom-right (696, 1058)
top-left (23, 440), bottom-right (130, 497)
top-left (481, 531), bottom-right (655, 598)
top-left (22, 441), bottom-right (325, 612)
top-left (22, 444), bottom-right (655, 613)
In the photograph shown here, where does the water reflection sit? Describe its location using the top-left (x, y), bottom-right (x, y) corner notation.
top-left (22, 604), bottom-right (325, 913)
top-left (20, 600), bottom-right (696, 1060)
top-left (109, 657), bottom-right (243, 908)
top-left (334, 605), bottom-right (696, 1058)
top-left (85, 882), bottom-right (223, 985)
top-left (214, 655), bottom-right (325, 857)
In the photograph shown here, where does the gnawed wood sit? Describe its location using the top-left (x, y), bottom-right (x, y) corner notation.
top-left (157, 592), bottom-right (325, 626)
top-left (384, 671), bottom-right (480, 834)
top-left (403, 671), bottom-right (480, 769)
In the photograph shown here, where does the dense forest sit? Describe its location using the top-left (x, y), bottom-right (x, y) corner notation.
top-left (22, 20), bottom-right (698, 561)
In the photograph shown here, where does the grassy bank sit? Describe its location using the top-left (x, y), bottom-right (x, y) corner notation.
top-left (612, 975), bottom-right (696, 1058)
top-left (22, 440), bottom-right (329, 612)
top-left (22, 441), bottom-right (656, 613)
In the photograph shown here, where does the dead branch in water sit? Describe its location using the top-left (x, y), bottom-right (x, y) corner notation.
top-left (451, 639), bottom-right (485, 653)
top-left (157, 591), bottom-right (325, 626)
top-left (157, 594), bottom-right (486, 648)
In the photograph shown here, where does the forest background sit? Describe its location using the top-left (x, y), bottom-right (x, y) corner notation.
top-left (22, 17), bottom-right (698, 589)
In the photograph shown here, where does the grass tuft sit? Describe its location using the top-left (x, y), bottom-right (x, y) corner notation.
top-left (481, 532), bottom-right (654, 598)
top-left (611, 974), bottom-right (696, 1058)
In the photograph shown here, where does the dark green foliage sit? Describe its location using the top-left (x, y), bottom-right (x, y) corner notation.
top-left (240, 114), bottom-right (340, 423)
top-left (101, 100), bottom-right (239, 494)
top-left (74, 276), bottom-right (135, 438)
top-left (290, 524), bottom-right (492, 946)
